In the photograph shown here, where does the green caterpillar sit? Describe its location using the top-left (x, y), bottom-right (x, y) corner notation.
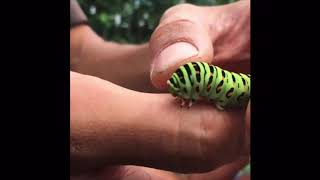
top-left (167, 61), bottom-right (250, 110)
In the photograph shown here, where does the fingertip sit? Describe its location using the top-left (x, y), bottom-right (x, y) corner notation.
top-left (150, 55), bottom-right (213, 89)
top-left (150, 68), bottom-right (169, 90)
top-left (150, 42), bottom-right (199, 89)
top-left (149, 19), bottom-right (213, 90)
top-left (151, 42), bottom-right (199, 74)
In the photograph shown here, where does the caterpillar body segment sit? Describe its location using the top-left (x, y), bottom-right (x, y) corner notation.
top-left (167, 62), bottom-right (250, 110)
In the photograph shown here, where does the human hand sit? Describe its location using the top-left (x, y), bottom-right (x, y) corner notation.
top-left (71, 0), bottom-right (251, 179)
top-left (71, 156), bottom-right (249, 180)
top-left (149, 0), bottom-right (250, 89)
top-left (148, 0), bottom-right (251, 178)
top-left (71, 71), bottom-right (249, 176)
top-left (149, 0), bottom-right (251, 156)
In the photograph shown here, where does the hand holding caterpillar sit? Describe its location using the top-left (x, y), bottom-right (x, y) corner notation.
top-left (167, 62), bottom-right (250, 110)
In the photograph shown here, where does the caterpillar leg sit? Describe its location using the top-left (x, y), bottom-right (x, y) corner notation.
top-left (175, 97), bottom-right (182, 103)
top-left (175, 97), bottom-right (194, 108)
top-left (216, 104), bottom-right (225, 111)
top-left (174, 96), bottom-right (195, 108)
top-left (187, 100), bottom-right (193, 108)
top-left (174, 97), bottom-right (186, 107)
top-left (180, 99), bottom-right (186, 107)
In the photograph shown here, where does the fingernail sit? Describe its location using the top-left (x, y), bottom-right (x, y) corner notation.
top-left (151, 42), bottom-right (198, 75)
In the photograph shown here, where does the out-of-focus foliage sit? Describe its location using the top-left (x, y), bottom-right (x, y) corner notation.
top-left (77, 0), bottom-right (237, 43)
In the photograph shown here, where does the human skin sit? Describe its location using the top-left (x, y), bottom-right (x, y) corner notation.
top-left (149, 0), bottom-right (250, 89)
top-left (71, 71), bottom-right (249, 172)
top-left (70, 0), bottom-right (250, 179)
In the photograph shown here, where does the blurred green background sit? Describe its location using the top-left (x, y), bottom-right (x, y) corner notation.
top-left (78, 0), bottom-right (237, 43)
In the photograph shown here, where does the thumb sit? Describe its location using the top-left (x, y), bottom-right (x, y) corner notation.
top-left (149, 4), bottom-right (213, 89)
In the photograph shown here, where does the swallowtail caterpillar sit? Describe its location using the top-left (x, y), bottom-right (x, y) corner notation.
top-left (167, 62), bottom-right (250, 110)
